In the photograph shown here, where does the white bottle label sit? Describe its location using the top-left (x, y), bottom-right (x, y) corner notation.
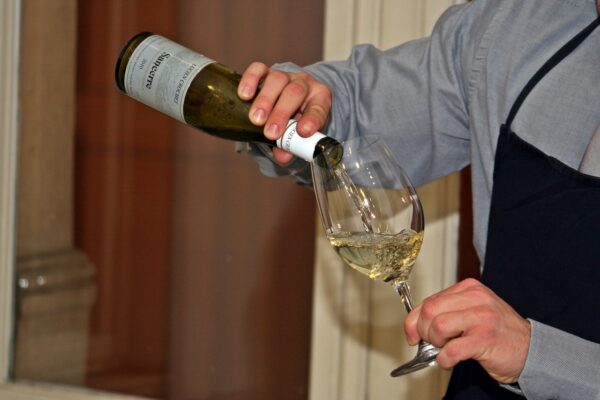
top-left (277, 120), bottom-right (326, 162)
top-left (123, 34), bottom-right (214, 123)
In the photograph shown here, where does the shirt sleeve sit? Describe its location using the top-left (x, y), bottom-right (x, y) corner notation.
top-left (236, 142), bottom-right (313, 186)
top-left (517, 319), bottom-right (600, 400)
top-left (302, 8), bottom-right (473, 188)
top-left (245, 3), bottom-right (480, 187)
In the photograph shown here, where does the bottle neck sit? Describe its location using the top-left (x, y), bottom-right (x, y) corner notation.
top-left (276, 120), bottom-right (329, 162)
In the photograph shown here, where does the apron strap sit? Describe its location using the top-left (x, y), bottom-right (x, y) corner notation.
top-left (505, 17), bottom-right (600, 128)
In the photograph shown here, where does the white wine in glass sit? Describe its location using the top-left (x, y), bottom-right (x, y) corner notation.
top-left (311, 135), bottom-right (439, 376)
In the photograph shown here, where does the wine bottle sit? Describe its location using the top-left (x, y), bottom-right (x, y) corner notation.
top-left (115, 32), bottom-right (342, 164)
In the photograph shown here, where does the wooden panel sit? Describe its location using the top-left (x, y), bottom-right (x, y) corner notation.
top-left (167, 1), bottom-right (324, 399)
top-left (76, 0), bottom-right (324, 399)
top-left (75, 0), bottom-right (177, 397)
top-left (178, 0), bottom-right (325, 71)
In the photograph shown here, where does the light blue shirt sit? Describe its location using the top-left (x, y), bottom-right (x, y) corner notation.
top-left (247, 0), bottom-right (600, 398)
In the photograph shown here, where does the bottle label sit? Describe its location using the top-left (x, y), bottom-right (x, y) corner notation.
top-left (277, 120), bottom-right (326, 162)
top-left (123, 34), bottom-right (214, 123)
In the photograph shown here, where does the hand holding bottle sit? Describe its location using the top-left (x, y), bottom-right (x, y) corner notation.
top-left (116, 33), bottom-right (340, 164)
top-left (238, 62), bottom-right (333, 164)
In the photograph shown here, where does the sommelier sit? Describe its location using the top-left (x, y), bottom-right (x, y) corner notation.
top-left (237, 0), bottom-right (600, 399)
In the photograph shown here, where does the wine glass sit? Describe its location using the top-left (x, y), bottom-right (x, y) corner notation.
top-left (311, 135), bottom-right (439, 376)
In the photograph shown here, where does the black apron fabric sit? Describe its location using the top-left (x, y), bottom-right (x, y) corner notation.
top-left (444, 17), bottom-right (600, 400)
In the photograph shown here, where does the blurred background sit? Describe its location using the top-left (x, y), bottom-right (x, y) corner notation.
top-left (15, 1), bottom-right (323, 398)
top-left (4, 0), bottom-right (477, 399)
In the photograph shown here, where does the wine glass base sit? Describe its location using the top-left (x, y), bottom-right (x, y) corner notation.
top-left (390, 342), bottom-right (440, 377)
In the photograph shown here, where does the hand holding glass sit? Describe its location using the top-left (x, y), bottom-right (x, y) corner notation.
top-left (311, 136), bottom-right (439, 376)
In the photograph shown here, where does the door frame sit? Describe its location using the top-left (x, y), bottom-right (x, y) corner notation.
top-left (0, 1), bottom-right (135, 399)
top-left (0, 0), bottom-right (20, 388)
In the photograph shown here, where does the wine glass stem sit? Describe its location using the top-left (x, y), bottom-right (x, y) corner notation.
top-left (394, 280), bottom-right (414, 314)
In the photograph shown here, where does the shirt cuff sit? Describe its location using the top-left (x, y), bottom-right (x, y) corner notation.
top-left (517, 319), bottom-right (600, 400)
top-left (236, 142), bottom-right (313, 186)
top-left (499, 382), bottom-right (524, 396)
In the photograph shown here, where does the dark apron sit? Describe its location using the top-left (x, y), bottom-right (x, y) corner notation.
top-left (444, 17), bottom-right (600, 400)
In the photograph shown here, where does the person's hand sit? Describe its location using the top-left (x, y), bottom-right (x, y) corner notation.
top-left (238, 62), bottom-right (332, 164)
top-left (404, 278), bottom-right (531, 384)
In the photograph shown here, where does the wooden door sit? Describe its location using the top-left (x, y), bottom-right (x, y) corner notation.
top-left (76, 0), bottom-right (177, 396)
top-left (76, 0), bottom-right (324, 399)
top-left (168, 2), bottom-right (324, 399)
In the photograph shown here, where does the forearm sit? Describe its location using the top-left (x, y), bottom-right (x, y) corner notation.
top-left (276, 7), bottom-right (475, 187)
top-left (245, 3), bottom-right (478, 185)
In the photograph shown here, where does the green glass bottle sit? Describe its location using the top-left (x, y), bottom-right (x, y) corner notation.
top-left (115, 32), bottom-right (342, 164)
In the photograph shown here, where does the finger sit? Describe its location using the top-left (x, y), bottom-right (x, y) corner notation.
top-left (436, 310), bottom-right (530, 383)
top-left (296, 90), bottom-right (332, 137)
top-left (404, 304), bottom-right (423, 345)
top-left (426, 310), bottom-right (471, 348)
top-left (435, 336), bottom-right (480, 369)
top-left (426, 278), bottom-right (483, 301)
top-left (407, 296), bottom-right (464, 345)
top-left (250, 70), bottom-right (290, 130)
top-left (411, 278), bottom-right (483, 329)
top-left (405, 280), bottom-right (487, 345)
top-left (272, 148), bottom-right (294, 164)
top-left (418, 292), bottom-right (483, 335)
top-left (238, 62), bottom-right (269, 100)
top-left (264, 78), bottom-right (309, 139)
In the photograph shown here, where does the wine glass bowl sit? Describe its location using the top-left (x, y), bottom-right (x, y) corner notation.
top-left (311, 135), bottom-right (439, 376)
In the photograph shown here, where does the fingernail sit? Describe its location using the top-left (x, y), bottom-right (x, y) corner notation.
top-left (252, 108), bottom-right (266, 124)
top-left (265, 123), bottom-right (280, 139)
top-left (299, 121), bottom-right (315, 136)
top-left (239, 84), bottom-right (252, 99)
